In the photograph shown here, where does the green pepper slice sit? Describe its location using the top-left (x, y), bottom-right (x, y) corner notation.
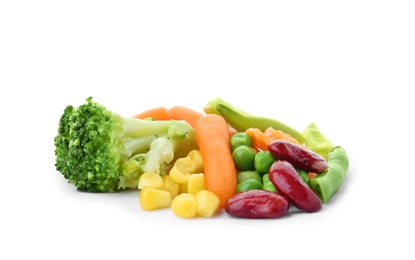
top-left (310, 146), bottom-right (349, 203)
top-left (303, 122), bottom-right (334, 159)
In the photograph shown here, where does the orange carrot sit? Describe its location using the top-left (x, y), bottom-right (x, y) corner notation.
top-left (264, 127), bottom-right (302, 145)
top-left (195, 114), bottom-right (237, 208)
top-left (168, 106), bottom-right (204, 129)
top-left (308, 172), bottom-right (318, 179)
top-left (246, 127), bottom-right (304, 152)
top-left (227, 124), bottom-right (238, 139)
top-left (245, 128), bottom-right (273, 152)
top-left (133, 106), bottom-right (171, 120)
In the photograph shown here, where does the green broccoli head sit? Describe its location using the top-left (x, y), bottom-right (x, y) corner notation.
top-left (54, 97), bottom-right (198, 192)
top-left (54, 105), bottom-right (75, 180)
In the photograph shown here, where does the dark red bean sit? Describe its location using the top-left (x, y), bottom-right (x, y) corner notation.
top-left (269, 160), bottom-right (322, 213)
top-left (225, 189), bottom-right (290, 219)
top-left (268, 140), bottom-right (328, 173)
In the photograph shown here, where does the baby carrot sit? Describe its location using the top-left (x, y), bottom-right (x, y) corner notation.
top-left (264, 127), bottom-right (302, 146)
top-left (246, 127), bottom-right (304, 152)
top-left (195, 114), bottom-right (237, 208)
top-left (133, 106), bottom-right (171, 120)
top-left (168, 106), bottom-right (204, 129)
top-left (227, 125), bottom-right (238, 139)
top-left (245, 128), bottom-right (272, 151)
top-left (308, 172), bottom-right (318, 179)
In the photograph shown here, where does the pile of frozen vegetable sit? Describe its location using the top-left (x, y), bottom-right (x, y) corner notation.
top-left (54, 97), bottom-right (349, 219)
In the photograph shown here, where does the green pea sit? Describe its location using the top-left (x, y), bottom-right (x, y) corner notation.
top-left (230, 132), bottom-right (254, 152)
top-left (237, 170), bottom-right (262, 184)
top-left (297, 169), bottom-right (310, 186)
top-left (262, 173), bottom-right (270, 184)
top-left (236, 179), bottom-right (263, 193)
top-left (232, 145), bottom-right (256, 171)
top-left (254, 151), bottom-right (276, 173)
top-left (262, 173), bottom-right (278, 192)
top-left (263, 182), bottom-right (278, 192)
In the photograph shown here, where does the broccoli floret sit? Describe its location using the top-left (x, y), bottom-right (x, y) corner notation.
top-left (54, 97), bottom-right (198, 192)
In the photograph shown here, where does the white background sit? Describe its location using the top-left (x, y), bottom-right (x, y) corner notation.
top-left (1, 1), bottom-right (414, 259)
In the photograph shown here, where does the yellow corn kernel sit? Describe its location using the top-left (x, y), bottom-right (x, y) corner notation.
top-left (195, 190), bottom-right (220, 218)
top-left (169, 156), bottom-right (197, 184)
top-left (188, 150), bottom-right (204, 173)
top-left (187, 173), bottom-right (206, 195)
top-left (169, 165), bottom-right (189, 184)
top-left (138, 172), bottom-right (163, 189)
top-left (171, 193), bottom-right (198, 218)
top-left (161, 175), bottom-right (179, 198)
top-left (178, 182), bottom-right (188, 194)
top-left (176, 156), bottom-right (196, 173)
top-left (139, 187), bottom-right (172, 211)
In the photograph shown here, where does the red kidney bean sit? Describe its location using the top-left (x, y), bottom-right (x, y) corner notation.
top-left (225, 189), bottom-right (290, 219)
top-left (269, 160), bottom-right (322, 213)
top-left (268, 140), bottom-right (328, 173)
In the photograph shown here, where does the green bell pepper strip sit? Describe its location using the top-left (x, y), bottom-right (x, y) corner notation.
top-left (310, 146), bottom-right (349, 203)
top-left (303, 122), bottom-right (334, 159)
top-left (204, 98), bottom-right (305, 144)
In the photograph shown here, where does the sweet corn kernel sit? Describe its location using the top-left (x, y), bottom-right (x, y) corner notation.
top-left (171, 193), bottom-right (198, 218)
top-left (139, 187), bottom-right (172, 211)
top-left (178, 182), bottom-right (188, 194)
top-left (138, 172), bottom-right (163, 189)
top-left (187, 173), bottom-right (206, 195)
top-left (161, 175), bottom-right (179, 198)
top-left (195, 190), bottom-right (220, 218)
top-left (176, 156), bottom-right (196, 173)
top-left (169, 165), bottom-right (190, 184)
top-left (168, 151), bottom-right (203, 184)
top-left (188, 150), bottom-right (204, 173)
